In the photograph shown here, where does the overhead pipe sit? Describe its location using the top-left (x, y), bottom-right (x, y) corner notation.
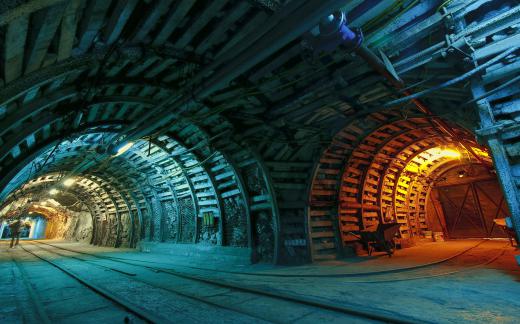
top-left (311, 11), bottom-right (488, 165)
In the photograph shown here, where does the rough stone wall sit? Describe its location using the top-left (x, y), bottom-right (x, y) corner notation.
top-left (151, 197), bottom-right (162, 241)
top-left (178, 197), bottom-right (196, 243)
top-left (198, 215), bottom-right (219, 245)
top-left (163, 201), bottom-right (178, 242)
top-left (245, 167), bottom-right (275, 262)
top-left (253, 210), bottom-right (275, 262)
top-left (119, 212), bottom-right (132, 247)
top-left (223, 197), bottom-right (248, 247)
top-left (46, 209), bottom-right (92, 243)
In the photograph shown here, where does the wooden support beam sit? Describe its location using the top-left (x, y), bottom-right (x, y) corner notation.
top-left (152, 0), bottom-right (196, 46)
top-left (173, 0), bottom-right (228, 49)
top-left (4, 15), bottom-right (29, 83)
top-left (57, 0), bottom-right (81, 61)
top-left (77, 0), bottom-right (112, 52)
top-left (195, 2), bottom-right (250, 55)
top-left (103, 0), bottom-right (139, 45)
top-left (25, 4), bottom-right (67, 73)
top-left (132, 0), bottom-right (173, 44)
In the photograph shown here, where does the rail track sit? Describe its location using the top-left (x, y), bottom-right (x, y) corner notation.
top-left (25, 240), bottom-right (427, 324)
top-left (34, 239), bottom-right (507, 283)
top-left (14, 244), bottom-right (163, 323)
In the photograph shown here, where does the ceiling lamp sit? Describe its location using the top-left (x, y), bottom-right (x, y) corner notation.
top-left (63, 178), bottom-right (75, 187)
top-left (114, 142), bottom-right (135, 157)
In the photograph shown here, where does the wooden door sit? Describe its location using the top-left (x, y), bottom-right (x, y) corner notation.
top-left (435, 180), bottom-right (509, 238)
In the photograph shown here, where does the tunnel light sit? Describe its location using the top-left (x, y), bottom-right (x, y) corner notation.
top-left (49, 188), bottom-right (59, 195)
top-left (63, 178), bottom-right (75, 187)
top-left (114, 141), bottom-right (135, 156)
top-left (440, 149), bottom-right (461, 158)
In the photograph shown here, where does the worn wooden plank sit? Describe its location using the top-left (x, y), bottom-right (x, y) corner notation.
top-left (215, 11), bottom-right (268, 58)
top-left (77, 0), bottom-right (112, 51)
top-left (25, 4), bottom-right (67, 73)
top-left (174, 0), bottom-right (228, 49)
top-left (195, 1), bottom-right (250, 55)
top-left (4, 15), bottom-right (29, 82)
top-left (103, 0), bottom-right (139, 44)
top-left (56, 0), bottom-right (81, 61)
top-left (152, 0), bottom-right (196, 46)
top-left (132, 0), bottom-right (173, 43)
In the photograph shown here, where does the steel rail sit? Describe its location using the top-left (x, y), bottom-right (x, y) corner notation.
top-left (34, 239), bottom-right (489, 279)
top-left (8, 250), bottom-right (52, 324)
top-left (30, 241), bottom-right (426, 324)
top-left (27, 242), bottom-right (282, 324)
top-left (18, 244), bottom-right (166, 324)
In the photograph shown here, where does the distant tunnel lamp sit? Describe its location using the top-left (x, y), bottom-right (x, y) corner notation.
top-left (63, 178), bottom-right (75, 187)
top-left (49, 188), bottom-right (59, 195)
top-left (458, 170), bottom-right (466, 178)
top-left (114, 142), bottom-right (135, 156)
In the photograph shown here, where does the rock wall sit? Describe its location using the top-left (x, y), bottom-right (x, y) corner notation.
top-left (46, 209), bottom-right (92, 242)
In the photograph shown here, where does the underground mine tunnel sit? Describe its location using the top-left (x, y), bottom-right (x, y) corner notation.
top-left (0, 0), bottom-right (519, 323)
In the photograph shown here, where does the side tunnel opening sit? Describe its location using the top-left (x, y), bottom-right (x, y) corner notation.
top-left (309, 113), bottom-right (511, 261)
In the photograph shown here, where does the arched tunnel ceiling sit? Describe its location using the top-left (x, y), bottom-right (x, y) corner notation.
top-left (0, 0), bottom-right (518, 264)
top-left (0, 0), bottom-right (497, 188)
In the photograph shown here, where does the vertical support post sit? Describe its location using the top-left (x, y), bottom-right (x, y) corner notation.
top-left (471, 80), bottom-right (520, 242)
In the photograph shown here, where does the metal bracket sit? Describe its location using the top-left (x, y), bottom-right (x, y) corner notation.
top-left (379, 50), bottom-right (401, 83)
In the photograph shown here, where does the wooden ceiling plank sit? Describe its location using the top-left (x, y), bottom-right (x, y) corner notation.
top-left (25, 4), bottom-right (67, 74)
top-left (215, 11), bottom-right (269, 59)
top-left (173, 0), bottom-right (228, 49)
top-left (57, 0), bottom-right (82, 61)
top-left (144, 58), bottom-right (177, 78)
top-left (132, 0), bottom-right (174, 44)
top-left (102, 0), bottom-right (138, 45)
top-left (152, 0), bottom-right (196, 46)
top-left (77, 0), bottom-right (112, 52)
top-left (194, 1), bottom-right (250, 55)
top-left (4, 15), bottom-right (29, 83)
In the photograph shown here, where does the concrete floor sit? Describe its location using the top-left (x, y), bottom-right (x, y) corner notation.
top-left (1, 239), bottom-right (518, 323)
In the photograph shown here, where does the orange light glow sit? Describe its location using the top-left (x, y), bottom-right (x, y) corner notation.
top-left (405, 147), bottom-right (462, 173)
top-left (428, 148), bottom-right (461, 159)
